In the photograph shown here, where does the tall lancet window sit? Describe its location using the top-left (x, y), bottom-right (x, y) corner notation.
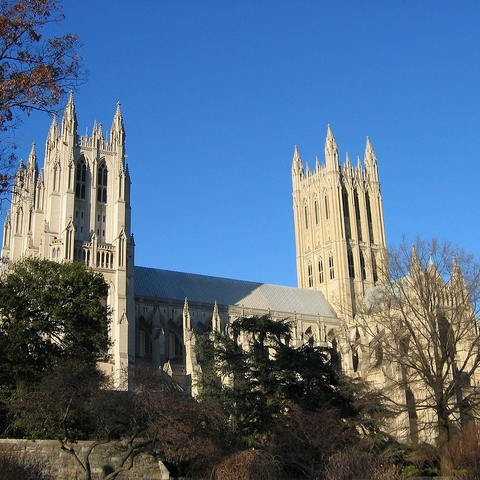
top-left (318, 258), bottom-right (324, 283)
top-left (97, 160), bottom-right (108, 203)
top-left (354, 189), bottom-right (362, 241)
top-left (342, 188), bottom-right (351, 239)
top-left (307, 263), bottom-right (313, 287)
top-left (366, 192), bottom-right (374, 243)
top-left (329, 254), bottom-right (335, 279)
top-left (348, 248), bottom-right (355, 278)
top-left (360, 251), bottom-right (366, 280)
top-left (75, 157), bottom-right (87, 199)
top-left (52, 163), bottom-right (61, 192)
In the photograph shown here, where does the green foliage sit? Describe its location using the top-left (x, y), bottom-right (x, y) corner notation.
top-left (9, 358), bottom-right (113, 440)
top-left (195, 315), bottom-right (386, 451)
top-left (0, 257), bottom-right (111, 388)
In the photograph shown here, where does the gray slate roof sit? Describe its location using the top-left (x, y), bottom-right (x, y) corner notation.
top-left (134, 266), bottom-right (337, 318)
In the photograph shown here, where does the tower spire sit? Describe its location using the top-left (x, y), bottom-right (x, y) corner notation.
top-left (364, 136), bottom-right (378, 181)
top-left (292, 145), bottom-right (304, 178)
top-left (325, 124), bottom-right (339, 171)
top-left (61, 91), bottom-right (77, 137)
top-left (27, 143), bottom-right (36, 171)
top-left (110, 102), bottom-right (125, 150)
top-left (291, 145), bottom-right (305, 191)
top-left (47, 114), bottom-right (59, 146)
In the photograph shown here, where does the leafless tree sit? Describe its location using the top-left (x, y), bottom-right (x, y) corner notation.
top-left (356, 238), bottom-right (480, 464)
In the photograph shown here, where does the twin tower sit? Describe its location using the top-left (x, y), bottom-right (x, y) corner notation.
top-left (292, 125), bottom-right (387, 320)
top-left (1, 93), bottom-right (387, 381)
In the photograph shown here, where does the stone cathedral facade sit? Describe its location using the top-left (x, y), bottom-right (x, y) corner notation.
top-left (1, 94), bottom-right (135, 383)
top-left (5, 96), bottom-right (448, 441)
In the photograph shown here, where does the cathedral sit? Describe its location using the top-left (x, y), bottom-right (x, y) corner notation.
top-left (3, 94), bottom-right (374, 388)
top-left (6, 94), bottom-right (473, 443)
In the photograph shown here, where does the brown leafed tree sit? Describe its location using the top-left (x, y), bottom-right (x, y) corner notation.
top-left (356, 238), bottom-right (480, 463)
top-left (0, 0), bottom-right (85, 203)
top-left (11, 363), bottom-right (225, 480)
top-left (131, 365), bottom-right (226, 477)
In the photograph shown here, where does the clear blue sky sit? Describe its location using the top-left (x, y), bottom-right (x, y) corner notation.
top-left (7, 0), bottom-right (480, 287)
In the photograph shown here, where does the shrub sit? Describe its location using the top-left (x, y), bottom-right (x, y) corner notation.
top-left (210, 449), bottom-right (283, 480)
top-left (323, 448), bottom-right (403, 480)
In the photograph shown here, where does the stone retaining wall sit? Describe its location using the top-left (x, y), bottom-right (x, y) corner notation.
top-left (0, 439), bottom-right (170, 479)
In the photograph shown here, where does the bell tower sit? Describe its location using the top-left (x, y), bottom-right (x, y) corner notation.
top-left (1, 93), bottom-right (135, 386)
top-left (292, 125), bottom-right (387, 320)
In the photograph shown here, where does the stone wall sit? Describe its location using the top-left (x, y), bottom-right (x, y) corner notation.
top-left (0, 439), bottom-right (170, 479)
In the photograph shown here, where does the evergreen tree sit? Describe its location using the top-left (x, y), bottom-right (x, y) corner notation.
top-left (195, 315), bottom-right (386, 449)
top-left (0, 257), bottom-right (111, 389)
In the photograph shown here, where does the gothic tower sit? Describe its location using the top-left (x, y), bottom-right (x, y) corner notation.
top-left (1, 93), bottom-right (135, 385)
top-left (292, 125), bottom-right (387, 320)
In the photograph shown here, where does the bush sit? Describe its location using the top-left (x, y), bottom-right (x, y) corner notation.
top-left (210, 449), bottom-right (283, 480)
top-left (323, 448), bottom-right (403, 480)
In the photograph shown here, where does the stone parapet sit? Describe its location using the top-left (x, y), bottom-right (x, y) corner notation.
top-left (0, 439), bottom-right (170, 479)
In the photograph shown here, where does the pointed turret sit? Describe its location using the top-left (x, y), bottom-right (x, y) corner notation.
top-left (61, 91), bottom-right (77, 137)
top-left (426, 253), bottom-right (446, 299)
top-left (356, 155), bottom-right (362, 171)
top-left (409, 245), bottom-right (425, 291)
top-left (46, 114), bottom-right (59, 148)
top-left (12, 159), bottom-right (25, 199)
top-left (364, 137), bottom-right (378, 182)
top-left (292, 145), bottom-right (304, 179)
top-left (325, 125), bottom-right (339, 171)
top-left (27, 143), bottom-right (37, 173)
top-left (345, 152), bottom-right (351, 169)
top-left (305, 161), bottom-right (311, 177)
top-left (449, 254), bottom-right (470, 309)
top-left (212, 301), bottom-right (221, 332)
top-left (25, 143), bottom-right (37, 189)
top-left (110, 102), bottom-right (125, 146)
top-left (183, 297), bottom-right (191, 331)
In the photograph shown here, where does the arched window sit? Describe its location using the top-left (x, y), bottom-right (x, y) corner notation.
top-left (329, 254), bottom-right (335, 279)
top-left (366, 192), bottom-right (374, 243)
top-left (342, 188), bottom-right (351, 239)
top-left (348, 248), bottom-right (355, 278)
top-left (314, 198), bottom-right (319, 225)
top-left (139, 330), bottom-right (152, 357)
top-left (169, 332), bottom-right (184, 359)
top-left (75, 157), bottom-right (87, 199)
top-left (97, 160), bottom-right (108, 203)
top-left (307, 263), bottom-right (313, 287)
top-left (324, 194), bottom-right (330, 219)
top-left (304, 204), bottom-right (309, 230)
top-left (15, 208), bottom-right (22, 233)
top-left (318, 258), bottom-right (324, 283)
top-left (372, 253), bottom-right (378, 283)
top-left (53, 164), bottom-right (60, 192)
top-left (360, 251), bottom-right (366, 280)
top-left (354, 189), bottom-right (362, 241)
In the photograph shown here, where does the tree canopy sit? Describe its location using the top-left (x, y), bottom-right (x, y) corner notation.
top-left (195, 315), bottom-right (387, 454)
top-left (0, 0), bottom-right (85, 203)
top-left (9, 363), bottom-right (225, 480)
top-left (0, 257), bottom-right (110, 388)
